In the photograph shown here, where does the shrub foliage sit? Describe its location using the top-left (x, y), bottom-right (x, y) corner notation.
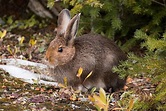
top-left (54, 0), bottom-right (166, 110)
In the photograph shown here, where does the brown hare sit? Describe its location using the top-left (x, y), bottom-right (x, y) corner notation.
top-left (45, 9), bottom-right (127, 92)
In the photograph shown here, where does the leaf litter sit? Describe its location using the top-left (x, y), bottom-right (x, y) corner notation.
top-left (0, 27), bottom-right (156, 111)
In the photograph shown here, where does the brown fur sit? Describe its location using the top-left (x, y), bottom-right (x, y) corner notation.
top-left (45, 9), bottom-right (127, 92)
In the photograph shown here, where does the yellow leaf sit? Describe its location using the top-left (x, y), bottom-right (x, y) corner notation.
top-left (58, 83), bottom-right (66, 88)
top-left (86, 71), bottom-right (93, 79)
top-left (113, 108), bottom-right (127, 110)
top-left (93, 95), bottom-right (106, 109)
top-left (127, 98), bottom-right (134, 111)
top-left (19, 36), bottom-right (25, 44)
top-left (105, 95), bottom-right (111, 111)
top-left (0, 30), bottom-right (7, 39)
top-left (63, 77), bottom-right (68, 87)
top-left (99, 88), bottom-right (107, 104)
top-left (89, 88), bottom-right (110, 111)
top-left (76, 67), bottom-right (83, 77)
top-left (83, 71), bottom-right (93, 83)
top-left (14, 46), bottom-right (18, 54)
top-left (32, 78), bottom-right (40, 84)
top-left (70, 94), bottom-right (77, 101)
top-left (90, 87), bottom-right (97, 94)
top-left (88, 95), bottom-right (95, 102)
top-left (7, 45), bottom-right (13, 54)
top-left (29, 38), bottom-right (37, 46)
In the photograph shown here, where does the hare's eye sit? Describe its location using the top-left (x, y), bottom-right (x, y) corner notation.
top-left (58, 47), bottom-right (63, 52)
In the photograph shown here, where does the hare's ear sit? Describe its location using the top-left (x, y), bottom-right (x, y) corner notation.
top-left (57, 9), bottom-right (71, 35)
top-left (65, 13), bottom-right (81, 46)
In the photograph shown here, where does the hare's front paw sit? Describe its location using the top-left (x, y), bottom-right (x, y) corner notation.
top-left (76, 79), bottom-right (106, 92)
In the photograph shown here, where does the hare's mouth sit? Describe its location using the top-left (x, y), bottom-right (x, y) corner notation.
top-left (43, 59), bottom-right (58, 69)
top-left (48, 62), bottom-right (59, 69)
top-left (47, 64), bottom-right (55, 69)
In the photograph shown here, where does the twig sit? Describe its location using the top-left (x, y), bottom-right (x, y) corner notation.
top-left (152, 0), bottom-right (166, 7)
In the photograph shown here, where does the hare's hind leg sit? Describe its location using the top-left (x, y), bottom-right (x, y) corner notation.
top-left (103, 72), bottom-right (121, 92)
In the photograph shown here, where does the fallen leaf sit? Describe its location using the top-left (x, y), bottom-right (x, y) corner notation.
top-left (76, 67), bottom-right (83, 77)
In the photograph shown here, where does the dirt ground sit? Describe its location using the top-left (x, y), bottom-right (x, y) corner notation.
top-left (0, 26), bottom-right (155, 111)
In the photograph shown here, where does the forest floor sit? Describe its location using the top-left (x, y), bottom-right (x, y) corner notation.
top-left (0, 25), bottom-right (156, 111)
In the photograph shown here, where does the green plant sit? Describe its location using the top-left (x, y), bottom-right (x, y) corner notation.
top-left (1, 15), bottom-right (47, 31)
top-left (114, 91), bottom-right (137, 111)
top-left (89, 88), bottom-right (111, 111)
top-left (46, 1), bottom-right (166, 110)
top-left (113, 52), bottom-right (166, 110)
top-left (0, 30), bottom-right (7, 39)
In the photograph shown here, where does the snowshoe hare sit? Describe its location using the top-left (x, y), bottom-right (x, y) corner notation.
top-left (45, 9), bottom-right (127, 92)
